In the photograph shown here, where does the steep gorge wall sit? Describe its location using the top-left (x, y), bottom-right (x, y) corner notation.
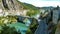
top-left (0, 0), bottom-right (23, 10)
top-left (0, 0), bottom-right (27, 16)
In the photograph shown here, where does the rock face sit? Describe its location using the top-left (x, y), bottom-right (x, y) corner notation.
top-left (0, 0), bottom-right (28, 16)
top-left (0, 0), bottom-right (23, 10)
top-left (55, 21), bottom-right (60, 34)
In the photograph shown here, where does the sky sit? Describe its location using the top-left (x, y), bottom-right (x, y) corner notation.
top-left (18, 0), bottom-right (60, 7)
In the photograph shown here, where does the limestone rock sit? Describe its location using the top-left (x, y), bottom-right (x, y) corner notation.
top-left (0, 0), bottom-right (28, 16)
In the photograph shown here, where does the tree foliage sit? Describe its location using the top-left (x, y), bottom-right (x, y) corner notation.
top-left (26, 18), bottom-right (38, 34)
top-left (0, 25), bottom-right (21, 34)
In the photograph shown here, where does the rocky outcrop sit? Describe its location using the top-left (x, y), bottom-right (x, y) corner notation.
top-left (55, 21), bottom-right (60, 34)
top-left (0, 0), bottom-right (28, 16)
top-left (1, 0), bottom-right (23, 10)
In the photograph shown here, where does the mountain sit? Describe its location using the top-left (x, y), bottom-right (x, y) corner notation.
top-left (0, 0), bottom-right (39, 17)
top-left (39, 6), bottom-right (54, 10)
top-left (20, 2), bottom-right (39, 16)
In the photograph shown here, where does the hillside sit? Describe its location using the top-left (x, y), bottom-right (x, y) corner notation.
top-left (16, 0), bottom-right (40, 17)
top-left (0, 0), bottom-right (40, 17)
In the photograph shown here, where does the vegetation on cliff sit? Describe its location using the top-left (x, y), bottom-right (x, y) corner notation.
top-left (16, 0), bottom-right (40, 17)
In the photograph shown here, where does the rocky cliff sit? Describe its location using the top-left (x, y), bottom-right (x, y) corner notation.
top-left (0, 0), bottom-right (28, 16)
top-left (0, 0), bottom-right (23, 10)
top-left (0, 0), bottom-right (39, 17)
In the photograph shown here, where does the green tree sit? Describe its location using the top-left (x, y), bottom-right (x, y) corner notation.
top-left (26, 18), bottom-right (38, 34)
top-left (1, 25), bottom-right (21, 34)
